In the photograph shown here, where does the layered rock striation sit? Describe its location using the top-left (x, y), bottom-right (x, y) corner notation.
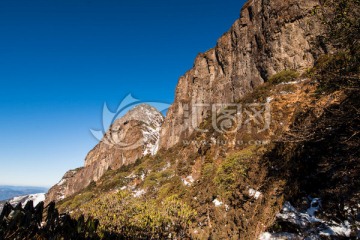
top-left (160, 0), bottom-right (324, 149)
top-left (47, 0), bottom-right (326, 204)
top-left (46, 104), bottom-right (164, 204)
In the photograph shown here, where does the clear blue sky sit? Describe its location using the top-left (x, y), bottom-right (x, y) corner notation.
top-left (0, 0), bottom-right (246, 187)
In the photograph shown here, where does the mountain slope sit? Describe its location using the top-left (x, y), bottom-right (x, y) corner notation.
top-left (46, 104), bottom-right (164, 204)
top-left (54, 76), bottom-right (357, 239)
top-left (42, 0), bottom-right (360, 239)
top-left (160, 0), bottom-right (324, 150)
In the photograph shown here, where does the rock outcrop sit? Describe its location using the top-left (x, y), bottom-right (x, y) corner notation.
top-left (160, 0), bottom-right (324, 150)
top-left (46, 104), bottom-right (164, 204)
top-left (47, 0), bottom-right (326, 204)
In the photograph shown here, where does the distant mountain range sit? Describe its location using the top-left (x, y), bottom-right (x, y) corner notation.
top-left (0, 185), bottom-right (48, 201)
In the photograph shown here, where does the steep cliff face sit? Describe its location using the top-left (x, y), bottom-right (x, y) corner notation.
top-left (47, 0), bottom-right (325, 204)
top-left (160, 0), bottom-right (323, 150)
top-left (46, 104), bottom-right (164, 204)
top-left (43, 0), bottom-right (360, 238)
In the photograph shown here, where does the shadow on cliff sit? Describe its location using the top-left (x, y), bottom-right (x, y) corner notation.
top-left (265, 88), bottom-right (360, 221)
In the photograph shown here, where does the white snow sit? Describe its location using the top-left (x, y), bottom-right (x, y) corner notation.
top-left (266, 97), bottom-right (274, 103)
top-left (142, 126), bottom-right (161, 156)
top-left (8, 193), bottom-right (46, 208)
top-left (259, 232), bottom-right (299, 240)
top-left (57, 179), bottom-right (66, 186)
top-left (320, 220), bottom-right (352, 237)
top-left (249, 188), bottom-right (262, 199)
top-left (278, 78), bottom-right (307, 85)
top-left (213, 199), bottom-right (223, 207)
top-left (182, 175), bottom-right (195, 186)
top-left (259, 232), bottom-right (272, 240)
top-left (141, 106), bottom-right (164, 156)
top-left (276, 201), bottom-right (320, 228)
top-left (23, 193), bottom-right (46, 207)
top-left (225, 204), bottom-right (230, 211)
top-left (126, 172), bottom-right (136, 179)
top-left (160, 162), bottom-right (171, 171)
top-left (307, 198), bottom-right (321, 217)
top-left (132, 189), bottom-right (146, 198)
top-left (262, 199), bottom-right (355, 239)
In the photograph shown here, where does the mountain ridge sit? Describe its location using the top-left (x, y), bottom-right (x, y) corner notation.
top-left (159, 0), bottom-right (324, 150)
top-left (38, 0), bottom-right (360, 239)
top-left (46, 104), bottom-right (164, 204)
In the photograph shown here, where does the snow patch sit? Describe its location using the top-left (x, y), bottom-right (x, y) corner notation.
top-left (7, 193), bottom-right (46, 208)
top-left (213, 199), bottom-right (223, 207)
top-left (249, 188), bottom-right (262, 199)
top-left (307, 198), bottom-right (321, 217)
top-left (320, 220), bottom-right (352, 238)
top-left (161, 162), bottom-right (171, 171)
top-left (225, 204), bottom-right (230, 211)
top-left (133, 189), bottom-right (146, 198)
top-left (266, 97), bottom-right (274, 103)
top-left (141, 106), bottom-right (164, 156)
top-left (261, 199), bottom-right (355, 239)
top-left (259, 232), bottom-right (272, 240)
top-left (182, 175), bottom-right (195, 186)
top-left (57, 179), bottom-right (66, 186)
top-left (24, 193), bottom-right (46, 207)
top-left (279, 78), bottom-right (307, 85)
top-left (259, 232), bottom-right (299, 240)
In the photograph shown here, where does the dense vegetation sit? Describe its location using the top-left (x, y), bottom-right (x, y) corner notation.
top-left (79, 191), bottom-right (196, 239)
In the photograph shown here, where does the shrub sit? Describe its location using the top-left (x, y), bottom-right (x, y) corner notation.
top-left (214, 146), bottom-right (256, 197)
top-left (268, 70), bottom-right (300, 85)
top-left (80, 191), bottom-right (195, 238)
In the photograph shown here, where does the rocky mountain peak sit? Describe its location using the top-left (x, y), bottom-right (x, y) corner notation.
top-left (46, 104), bottom-right (164, 204)
top-left (159, 0), bottom-right (323, 150)
top-left (47, 0), bottom-right (325, 204)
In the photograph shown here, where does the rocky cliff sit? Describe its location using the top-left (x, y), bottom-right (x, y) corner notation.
top-left (160, 0), bottom-right (324, 150)
top-left (46, 104), bottom-right (164, 204)
top-left (41, 0), bottom-right (360, 238)
top-left (47, 0), bottom-right (326, 204)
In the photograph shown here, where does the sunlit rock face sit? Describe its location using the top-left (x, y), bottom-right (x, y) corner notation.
top-left (160, 0), bottom-right (324, 150)
top-left (46, 104), bottom-right (164, 204)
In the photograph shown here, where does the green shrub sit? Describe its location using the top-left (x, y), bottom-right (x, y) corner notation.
top-left (69, 192), bottom-right (94, 210)
top-left (214, 146), bottom-right (256, 197)
top-left (268, 70), bottom-right (300, 85)
top-left (241, 83), bottom-right (272, 103)
top-left (80, 191), bottom-right (195, 238)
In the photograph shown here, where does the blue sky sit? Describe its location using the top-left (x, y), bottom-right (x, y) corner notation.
top-left (0, 0), bottom-right (245, 187)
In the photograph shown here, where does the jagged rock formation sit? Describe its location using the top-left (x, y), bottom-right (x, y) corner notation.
top-left (46, 104), bottom-right (164, 204)
top-left (40, 0), bottom-right (360, 238)
top-left (47, 0), bottom-right (326, 203)
top-left (160, 0), bottom-right (324, 149)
